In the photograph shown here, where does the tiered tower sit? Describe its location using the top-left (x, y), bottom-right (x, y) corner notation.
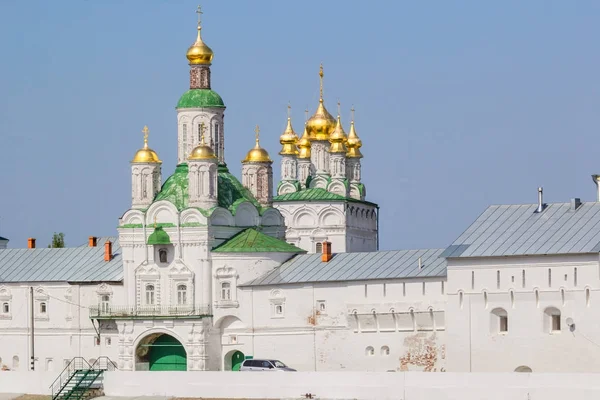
top-left (277, 105), bottom-right (300, 195)
top-left (242, 126), bottom-right (273, 207)
top-left (188, 124), bottom-right (218, 209)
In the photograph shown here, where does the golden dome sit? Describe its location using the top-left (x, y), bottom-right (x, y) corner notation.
top-left (297, 123), bottom-right (312, 159)
top-left (329, 115), bottom-right (348, 154)
top-left (189, 131), bottom-right (217, 160)
top-left (132, 126), bottom-right (162, 163)
top-left (346, 116), bottom-right (363, 158)
top-left (279, 108), bottom-right (299, 156)
top-left (306, 64), bottom-right (336, 141)
top-left (186, 8), bottom-right (214, 65)
top-left (243, 125), bottom-right (272, 163)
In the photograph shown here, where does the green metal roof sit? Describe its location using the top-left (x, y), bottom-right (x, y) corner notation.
top-left (212, 228), bottom-right (306, 253)
top-left (273, 188), bottom-right (378, 207)
top-left (177, 89), bottom-right (225, 109)
top-left (152, 164), bottom-right (263, 213)
top-left (147, 226), bottom-right (171, 245)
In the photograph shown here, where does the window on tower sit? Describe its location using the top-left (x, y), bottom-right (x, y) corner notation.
top-left (214, 123), bottom-right (220, 157)
top-left (182, 124), bottom-right (188, 156)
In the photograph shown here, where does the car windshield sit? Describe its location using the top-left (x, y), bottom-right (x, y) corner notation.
top-left (270, 360), bottom-right (287, 368)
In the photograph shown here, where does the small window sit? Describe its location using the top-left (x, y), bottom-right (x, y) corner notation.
top-left (491, 308), bottom-right (508, 334)
top-left (105, 337), bottom-right (112, 346)
top-left (317, 301), bottom-right (326, 313)
top-left (145, 284), bottom-right (155, 305)
top-left (500, 316), bottom-right (508, 332)
top-left (12, 356), bottom-right (19, 370)
top-left (365, 346), bottom-right (374, 356)
top-left (177, 284), bottom-right (187, 305)
top-left (552, 315), bottom-right (561, 332)
top-left (275, 304), bottom-right (284, 314)
top-left (380, 346), bottom-right (390, 356)
top-left (159, 249), bottom-right (168, 263)
top-left (383, 283), bottom-right (387, 297)
top-left (522, 270), bottom-right (526, 288)
top-left (459, 291), bottom-right (464, 309)
top-left (402, 282), bottom-right (406, 297)
top-left (496, 271), bottom-right (500, 289)
top-left (574, 267), bottom-right (578, 287)
top-left (364, 284), bottom-right (368, 298)
top-left (422, 282), bottom-right (426, 296)
top-left (544, 307), bottom-right (561, 333)
top-left (441, 281), bottom-right (445, 294)
top-left (483, 291), bottom-right (488, 309)
top-left (548, 269), bottom-right (552, 287)
top-left (315, 242), bottom-right (323, 253)
top-left (471, 271), bottom-right (475, 290)
top-left (221, 282), bottom-right (231, 301)
top-left (2, 302), bottom-right (9, 314)
top-left (40, 302), bottom-right (47, 314)
top-left (586, 288), bottom-right (591, 307)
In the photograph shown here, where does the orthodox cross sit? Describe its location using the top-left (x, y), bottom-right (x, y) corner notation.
top-left (254, 125), bottom-right (260, 143)
top-left (200, 122), bottom-right (207, 144)
top-left (337, 100), bottom-right (341, 116)
top-left (319, 63), bottom-right (324, 99)
top-left (351, 106), bottom-right (355, 122)
top-left (287, 102), bottom-right (291, 119)
top-left (305, 108), bottom-right (309, 123)
top-left (196, 5), bottom-right (203, 28)
top-left (142, 125), bottom-right (149, 147)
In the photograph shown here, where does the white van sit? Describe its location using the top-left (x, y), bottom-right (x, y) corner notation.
top-left (239, 359), bottom-right (296, 371)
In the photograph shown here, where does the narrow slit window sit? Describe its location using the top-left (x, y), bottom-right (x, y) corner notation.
top-left (383, 283), bottom-right (387, 297)
top-left (522, 270), bottom-right (526, 288)
top-left (402, 282), bottom-right (406, 297)
top-left (497, 270), bottom-right (500, 289)
top-left (422, 282), bottom-right (426, 296)
top-left (574, 267), bottom-right (578, 287)
top-left (441, 281), bottom-right (445, 295)
top-left (471, 271), bottom-right (475, 290)
top-left (364, 284), bottom-right (368, 298)
top-left (548, 269), bottom-right (552, 287)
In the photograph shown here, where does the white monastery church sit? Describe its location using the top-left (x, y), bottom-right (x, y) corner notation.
top-left (1, 10), bottom-right (600, 375)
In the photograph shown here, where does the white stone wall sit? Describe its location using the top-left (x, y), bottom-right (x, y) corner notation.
top-left (446, 253), bottom-right (600, 373)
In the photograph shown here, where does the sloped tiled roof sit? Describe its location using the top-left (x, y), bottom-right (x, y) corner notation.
top-left (242, 248), bottom-right (446, 286)
top-left (0, 237), bottom-right (123, 283)
top-left (442, 201), bottom-right (600, 258)
top-left (212, 228), bottom-right (306, 253)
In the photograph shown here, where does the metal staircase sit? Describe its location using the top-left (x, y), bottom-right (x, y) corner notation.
top-left (51, 357), bottom-right (117, 400)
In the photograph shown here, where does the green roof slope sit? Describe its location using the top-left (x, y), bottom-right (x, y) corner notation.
top-left (153, 164), bottom-right (262, 213)
top-left (273, 188), bottom-right (378, 206)
top-left (213, 228), bottom-right (306, 253)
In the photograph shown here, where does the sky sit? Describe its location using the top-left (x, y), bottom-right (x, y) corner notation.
top-left (1, 1), bottom-right (600, 250)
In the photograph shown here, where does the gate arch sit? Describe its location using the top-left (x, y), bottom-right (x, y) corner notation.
top-left (135, 332), bottom-right (187, 371)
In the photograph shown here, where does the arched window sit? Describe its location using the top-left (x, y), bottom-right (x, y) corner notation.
top-left (315, 242), bottom-right (323, 253)
top-left (182, 124), bottom-right (188, 155)
top-left (145, 284), bottom-right (155, 305)
top-left (535, 288), bottom-right (540, 308)
top-left (586, 288), bottom-right (591, 307)
top-left (515, 365), bottom-right (532, 373)
top-left (522, 270), bottom-right (526, 288)
top-left (177, 284), bottom-right (187, 305)
top-left (100, 295), bottom-right (110, 313)
top-left (12, 356), bottom-right (19, 370)
top-left (490, 308), bottom-right (508, 334)
top-left (40, 302), bottom-right (47, 314)
top-left (2, 302), bottom-right (9, 314)
top-left (459, 291), bottom-right (464, 309)
top-left (380, 346), bottom-right (390, 356)
top-left (221, 282), bottom-right (231, 301)
top-left (544, 307), bottom-right (561, 333)
top-left (496, 271), bottom-right (501, 289)
top-left (275, 304), bottom-right (284, 314)
top-left (471, 271), bottom-right (475, 290)
top-left (365, 346), bottom-right (374, 356)
top-left (159, 249), bottom-right (167, 263)
top-left (214, 123), bottom-right (220, 158)
top-left (548, 269), bottom-right (552, 287)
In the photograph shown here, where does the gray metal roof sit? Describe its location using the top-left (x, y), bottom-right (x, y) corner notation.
top-left (242, 249), bottom-right (447, 286)
top-left (0, 237), bottom-right (123, 283)
top-left (442, 201), bottom-right (600, 258)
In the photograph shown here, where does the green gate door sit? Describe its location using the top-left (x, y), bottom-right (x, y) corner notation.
top-left (148, 334), bottom-right (187, 371)
top-left (231, 351), bottom-right (245, 371)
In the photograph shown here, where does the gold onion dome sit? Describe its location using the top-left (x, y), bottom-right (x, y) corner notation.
top-left (186, 7), bottom-right (214, 65)
top-left (297, 123), bottom-right (312, 159)
top-left (306, 64), bottom-right (336, 141)
top-left (132, 126), bottom-right (162, 163)
top-left (329, 114), bottom-right (348, 153)
top-left (243, 125), bottom-right (272, 163)
top-left (279, 110), bottom-right (299, 156)
top-left (346, 116), bottom-right (363, 158)
top-left (189, 130), bottom-right (217, 160)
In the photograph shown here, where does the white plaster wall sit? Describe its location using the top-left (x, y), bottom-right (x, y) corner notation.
top-left (100, 371), bottom-right (600, 400)
top-left (446, 253), bottom-right (600, 372)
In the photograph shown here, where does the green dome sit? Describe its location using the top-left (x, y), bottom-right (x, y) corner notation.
top-left (177, 89), bottom-right (225, 109)
top-left (147, 226), bottom-right (171, 245)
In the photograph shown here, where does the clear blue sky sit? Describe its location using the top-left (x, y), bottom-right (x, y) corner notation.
top-left (1, 1), bottom-right (599, 249)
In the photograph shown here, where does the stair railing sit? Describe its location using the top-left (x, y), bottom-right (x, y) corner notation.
top-left (50, 357), bottom-right (91, 399)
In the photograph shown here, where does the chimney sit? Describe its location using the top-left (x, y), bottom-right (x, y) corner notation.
top-left (592, 175), bottom-right (600, 202)
top-left (570, 198), bottom-right (582, 211)
top-left (104, 240), bottom-right (112, 262)
top-left (418, 257), bottom-right (422, 270)
top-left (88, 236), bottom-right (97, 247)
top-left (321, 241), bottom-right (332, 262)
top-left (536, 187), bottom-right (545, 213)
top-left (27, 238), bottom-right (36, 249)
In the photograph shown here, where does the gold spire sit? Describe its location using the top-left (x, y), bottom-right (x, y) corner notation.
top-left (306, 64), bottom-right (336, 141)
top-left (329, 103), bottom-right (348, 154)
top-left (243, 125), bottom-right (272, 163)
top-left (132, 125), bottom-right (162, 163)
top-left (189, 122), bottom-right (217, 160)
top-left (346, 106), bottom-right (363, 158)
top-left (279, 104), bottom-right (299, 156)
top-left (297, 122), bottom-right (311, 159)
top-left (186, 5), bottom-right (214, 65)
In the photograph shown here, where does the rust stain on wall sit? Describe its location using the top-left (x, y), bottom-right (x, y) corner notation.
top-left (399, 332), bottom-right (445, 372)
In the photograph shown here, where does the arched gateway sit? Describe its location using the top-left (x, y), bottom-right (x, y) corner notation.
top-left (136, 333), bottom-right (187, 371)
